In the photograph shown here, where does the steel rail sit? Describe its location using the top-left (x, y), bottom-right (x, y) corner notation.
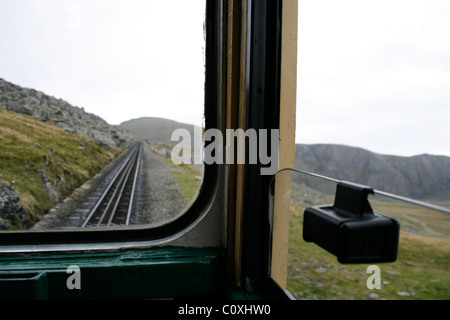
top-left (125, 145), bottom-right (141, 225)
top-left (81, 143), bottom-right (142, 228)
top-left (105, 148), bottom-right (140, 226)
top-left (100, 153), bottom-right (135, 226)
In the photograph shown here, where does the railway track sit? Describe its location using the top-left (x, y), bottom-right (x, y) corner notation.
top-left (81, 143), bottom-right (142, 228)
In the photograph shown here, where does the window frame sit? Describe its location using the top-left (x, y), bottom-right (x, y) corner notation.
top-left (238, 0), bottom-right (292, 298)
top-left (223, 0), bottom-right (297, 299)
top-left (0, 0), bottom-right (223, 251)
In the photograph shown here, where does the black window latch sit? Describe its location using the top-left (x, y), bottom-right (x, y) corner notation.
top-left (303, 181), bottom-right (400, 264)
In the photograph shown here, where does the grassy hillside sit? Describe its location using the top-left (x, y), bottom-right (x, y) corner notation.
top-left (0, 107), bottom-right (121, 229)
top-left (150, 143), bottom-right (202, 202)
top-left (286, 180), bottom-right (450, 300)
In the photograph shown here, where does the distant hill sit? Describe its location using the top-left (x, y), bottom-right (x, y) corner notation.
top-left (295, 144), bottom-right (450, 201)
top-left (118, 116), bottom-right (450, 201)
top-left (120, 117), bottom-right (202, 146)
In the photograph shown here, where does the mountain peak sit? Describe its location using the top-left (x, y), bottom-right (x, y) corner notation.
top-left (295, 143), bottom-right (450, 201)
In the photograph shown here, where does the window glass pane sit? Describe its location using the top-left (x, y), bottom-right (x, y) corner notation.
top-left (297, 0), bottom-right (450, 157)
top-left (289, 0), bottom-right (450, 299)
top-left (0, 1), bottom-right (205, 231)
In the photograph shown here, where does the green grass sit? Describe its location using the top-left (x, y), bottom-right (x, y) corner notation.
top-left (170, 164), bottom-right (202, 201)
top-left (151, 144), bottom-right (202, 202)
top-left (286, 195), bottom-right (450, 300)
top-left (0, 107), bottom-right (121, 229)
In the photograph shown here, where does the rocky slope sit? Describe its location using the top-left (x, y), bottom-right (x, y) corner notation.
top-left (0, 78), bottom-right (134, 150)
top-left (295, 144), bottom-right (450, 201)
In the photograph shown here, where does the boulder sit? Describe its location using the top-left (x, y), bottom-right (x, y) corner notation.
top-left (0, 179), bottom-right (37, 230)
top-left (36, 168), bottom-right (62, 204)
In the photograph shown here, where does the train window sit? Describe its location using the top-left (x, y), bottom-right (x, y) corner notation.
top-left (0, 1), bottom-right (217, 242)
top-left (286, 0), bottom-right (450, 299)
top-left (281, 169), bottom-right (450, 300)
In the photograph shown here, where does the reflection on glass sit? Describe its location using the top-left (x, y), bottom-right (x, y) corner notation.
top-left (277, 169), bottom-right (450, 300)
top-left (0, 1), bottom-right (205, 231)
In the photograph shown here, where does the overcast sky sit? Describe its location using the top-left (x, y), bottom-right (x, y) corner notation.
top-left (0, 0), bottom-right (206, 127)
top-left (297, 0), bottom-right (450, 157)
top-left (0, 1), bottom-right (449, 157)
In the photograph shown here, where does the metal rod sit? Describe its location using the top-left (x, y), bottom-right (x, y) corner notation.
top-left (272, 168), bottom-right (450, 214)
